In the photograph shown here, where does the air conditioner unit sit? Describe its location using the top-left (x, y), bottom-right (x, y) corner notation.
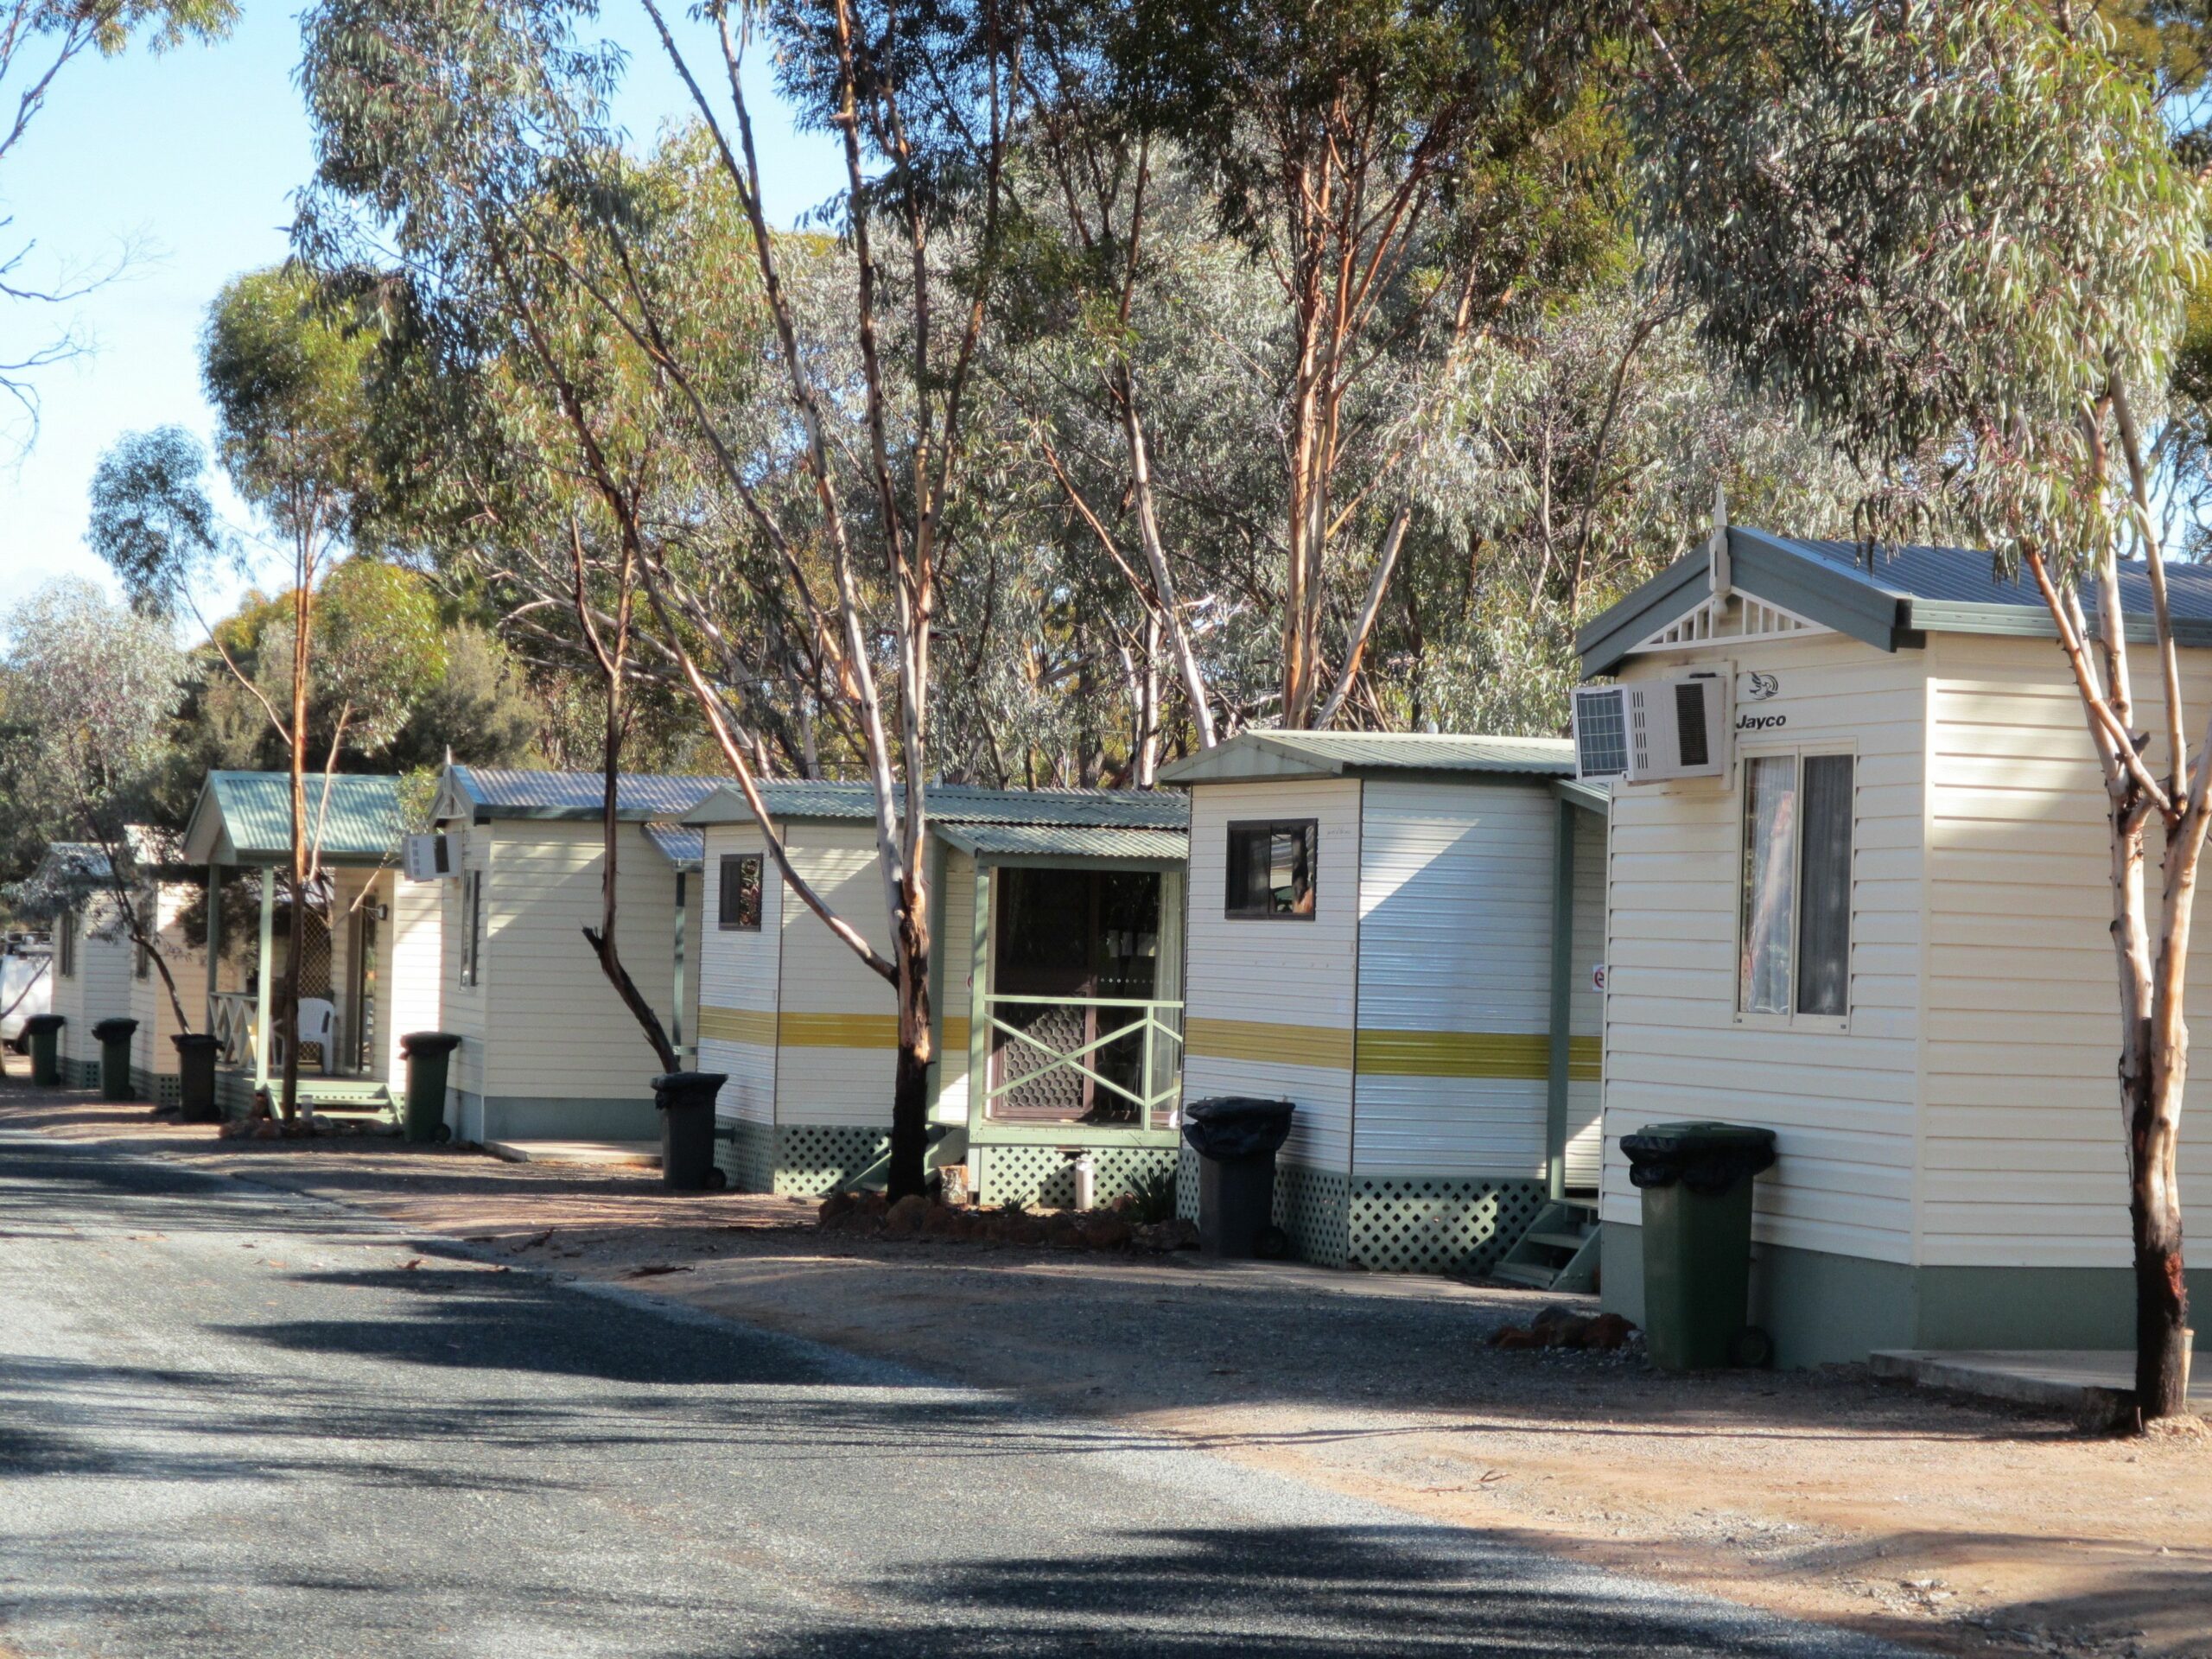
top-left (1573, 674), bottom-right (1729, 785)
top-left (401, 832), bottom-right (464, 882)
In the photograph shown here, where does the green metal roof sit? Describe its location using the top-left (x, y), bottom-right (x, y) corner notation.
top-left (934, 823), bottom-right (1190, 863)
top-left (684, 780), bottom-right (1188, 830)
top-left (438, 766), bottom-right (723, 823)
top-left (181, 772), bottom-right (405, 867)
top-left (1574, 525), bottom-right (2212, 678)
top-left (1158, 730), bottom-right (1574, 786)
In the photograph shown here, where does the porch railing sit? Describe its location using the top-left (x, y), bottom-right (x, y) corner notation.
top-left (210, 991), bottom-right (259, 1070)
top-left (981, 995), bottom-right (1183, 1129)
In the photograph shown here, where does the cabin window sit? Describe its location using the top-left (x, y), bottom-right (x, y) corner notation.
top-left (719, 854), bottom-right (763, 931)
top-left (1738, 751), bottom-right (1853, 1019)
top-left (1224, 820), bottom-right (1318, 919)
top-left (57, 912), bottom-right (76, 979)
top-left (459, 869), bottom-right (483, 988)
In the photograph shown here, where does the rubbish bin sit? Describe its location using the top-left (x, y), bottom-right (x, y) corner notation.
top-left (1622, 1121), bottom-right (1778, 1370)
top-left (173, 1033), bottom-right (220, 1122)
top-left (23, 1014), bottom-right (64, 1086)
top-left (398, 1032), bottom-right (461, 1144)
top-left (653, 1071), bottom-right (728, 1192)
top-left (1182, 1096), bottom-right (1296, 1258)
top-left (92, 1018), bottom-right (138, 1102)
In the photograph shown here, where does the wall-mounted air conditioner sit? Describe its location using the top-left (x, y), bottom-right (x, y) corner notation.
top-left (1572, 673), bottom-right (1729, 785)
top-left (401, 832), bottom-right (464, 882)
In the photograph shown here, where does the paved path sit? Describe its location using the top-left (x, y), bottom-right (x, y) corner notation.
top-left (0, 1131), bottom-right (1916, 1657)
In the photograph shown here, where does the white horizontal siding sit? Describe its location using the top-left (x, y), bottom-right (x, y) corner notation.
top-left (383, 869), bottom-right (442, 1084)
top-left (130, 884), bottom-right (206, 1075)
top-left (934, 850), bottom-right (975, 1125)
top-left (52, 896), bottom-right (133, 1068)
top-left (1600, 632), bottom-right (1926, 1262)
top-left (1920, 634), bottom-right (2212, 1268)
top-left (1353, 778), bottom-right (1557, 1179)
top-left (776, 823), bottom-right (899, 1128)
top-left (1181, 779), bottom-right (1360, 1171)
top-left (439, 827), bottom-right (489, 1097)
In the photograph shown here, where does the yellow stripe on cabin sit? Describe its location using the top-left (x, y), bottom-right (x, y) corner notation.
top-left (1183, 1016), bottom-right (1356, 1071)
top-left (697, 1005), bottom-right (776, 1046)
top-left (940, 1016), bottom-right (969, 1054)
top-left (1568, 1035), bottom-right (1601, 1083)
top-left (776, 1012), bottom-right (901, 1048)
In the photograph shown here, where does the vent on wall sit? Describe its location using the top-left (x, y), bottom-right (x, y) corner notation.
top-left (1573, 674), bottom-right (1729, 784)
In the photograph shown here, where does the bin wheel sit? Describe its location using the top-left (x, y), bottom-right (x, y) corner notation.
top-left (1728, 1325), bottom-right (1775, 1370)
top-left (705, 1166), bottom-right (728, 1192)
top-left (434, 1122), bottom-right (453, 1144)
top-left (1255, 1224), bottom-right (1291, 1261)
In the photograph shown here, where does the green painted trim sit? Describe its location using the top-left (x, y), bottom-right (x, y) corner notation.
top-left (1903, 599), bottom-right (2212, 651)
top-left (923, 831), bottom-right (949, 1113)
top-left (1553, 779), bottom-right (1611, 816)
top-left (964, 852), bottom-right (1185, 871)
top-left (1545, 798), bottom-right (1576, 1202)
top-left (1574, 544), bottom-right (1714, 676)
top-left (254, 865), bottom-right (273, 1091)
top-left (965, 862), bottom-right (992, 1141)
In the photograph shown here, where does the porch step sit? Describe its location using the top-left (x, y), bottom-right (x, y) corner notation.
top-left (486, 1139), bottom-right (662, 1170)
top-left (1490, 1199), bottom-right (1600, 1294)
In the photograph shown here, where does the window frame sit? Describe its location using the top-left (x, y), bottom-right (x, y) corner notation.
top-left (458, 868), bottom-right (484, 988)
top-left (57, 910), bottom-right (76, 980)
top-left (1732, 743), bottom-right (1856, 1033)
top-left (718, 853), bottom-right (765, 931)
top-left (1223, 818), bottom-right (1319, 922)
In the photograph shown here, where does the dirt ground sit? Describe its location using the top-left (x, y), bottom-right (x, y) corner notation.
top-left (8, 1074), bottom-right (2209, 1659)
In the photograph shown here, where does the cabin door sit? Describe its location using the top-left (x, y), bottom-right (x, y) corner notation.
top-left (344, 894), bottom-right (379, 1075)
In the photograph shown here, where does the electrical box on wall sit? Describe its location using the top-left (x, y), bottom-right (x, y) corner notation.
top-left (1572, 673), bottom-right (1730, 785)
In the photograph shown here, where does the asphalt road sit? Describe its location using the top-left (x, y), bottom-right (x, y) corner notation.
top-left (0, 1131), bottom-right (1917, 1658)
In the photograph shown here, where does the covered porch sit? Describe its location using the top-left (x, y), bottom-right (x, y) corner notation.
top-left (181, 772), bottom-right (425, 1121)
top-left (935, 823), bottom-right (1188, 1208)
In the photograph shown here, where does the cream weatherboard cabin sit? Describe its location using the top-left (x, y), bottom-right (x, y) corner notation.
top-left (28, 843), bottom-right (134, 1089)
top-left (1158, 732), bottom-right (1607, 1281)
top-left (181, 772), bottom-right (442, 1118)
top-left (427, 767), bottom-right (715, 1144)
top-left (1578, 524), bottom-right (2212, 1366)
top-left (684, 783), bottom-right (1189, 1202)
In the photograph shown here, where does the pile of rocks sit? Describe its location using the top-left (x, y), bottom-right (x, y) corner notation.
top-left (216, 1113), bottom-right (397, 1141)
top-left (1488, 1305), bottom-right (1638, 1352)
top-left (818, 1190), bottom-right (1198, 1254)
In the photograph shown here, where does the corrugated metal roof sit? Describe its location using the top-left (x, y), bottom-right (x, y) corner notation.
top-left (1775, 534), bottom-right (2212, 618)
top-left (639, 823), bottom-right (704, 871)
top-left (1159, 730), bottom-right (1574, 785)
top-left (447, 766), bottom-right (724, 822)
top-left (187, 772), bottom-right (404, 864)
top-left (687, 781), bottom-right (1188, 830)
top-left (934, 823), bottom-right (1191, 861)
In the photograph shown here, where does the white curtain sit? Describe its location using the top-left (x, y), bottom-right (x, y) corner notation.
top-left (1739, 756), bottom-right (1797, 1015)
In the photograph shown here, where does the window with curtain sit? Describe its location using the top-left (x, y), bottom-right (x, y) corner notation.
top-left (1224, 821), bottom-right (1318, 918)
top-left (718, 854), bottom-right (763, 930)
top-left (1738, 753), bottom-right (1853, 1018)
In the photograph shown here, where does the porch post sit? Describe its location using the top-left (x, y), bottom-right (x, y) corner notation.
top-left (1543, 798), bottom-right (1578, 1202)
top-left (205, 863), bottom-right (223, 1033)
top-left (965, 863), bottom-right (991, 1137)
top-left (922, 831), bottom-right (948, 1116)
top-left (671, 871), bottom-right (687, 1065)
top-left (255, 865), bottom-right (275, 1093)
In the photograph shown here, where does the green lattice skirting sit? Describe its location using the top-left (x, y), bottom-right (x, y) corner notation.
top-left (714, 1122), bottom-right (891, 1195)
top-left (971, 1142), bottom-right (1178, 1209)
top-left (1176, 1159), bottom-right (1549, 1276)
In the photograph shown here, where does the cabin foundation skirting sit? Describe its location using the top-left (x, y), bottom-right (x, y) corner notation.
top-left (969, 1142), bottom-right (1178, 1209)
top-left (717, 1122), bottom-right (892, 1195)
top-left (1600, 1220), bottom-right (2212, 1366)
top-left (1173, 1160), bottom-right (1548, 1274)
top-left (131, 1067), bottom-right (181, 1108)
top-left (447, 1090), bottom-right (661, 1144)
top-left (58, 1055), bottom-right (102, 1090)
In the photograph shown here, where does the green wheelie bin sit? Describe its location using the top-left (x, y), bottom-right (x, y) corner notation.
top-left (399, 1033), bottom-right (461, 1144)
top-left (1622, 1122), bottom-right (1778, 1370)
top-left (23, 1014), bottom-right (64, 1086)
top-left (92, 1018), bottom-right (138, 1102)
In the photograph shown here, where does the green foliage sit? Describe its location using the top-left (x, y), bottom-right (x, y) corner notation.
top-left (1637, 0), bottom-right (2204, 572)
top-left (86, 425), bottom-right (226, 617)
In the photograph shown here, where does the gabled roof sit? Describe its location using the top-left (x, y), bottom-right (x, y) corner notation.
top-left (1577, 526), bottom-right (2212, 677)
top-left (437, 766), bottom-right (723, 824)
top-left (1158, 730), bottom-right (1573, 787)
top-left (684, 780), bottom-right (1188, 830)
top-left (181, 772), bottom-right (405, 867)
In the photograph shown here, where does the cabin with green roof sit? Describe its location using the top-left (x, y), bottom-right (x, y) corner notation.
top-left (683, 782), bottom-right (1190, 1203)
top-left (1157, 731), bottom-right (1608, 1281)
top-left (1577, 523), bottom-right (2212, 1366)
top-left (180, 772), bottom-right (440, 1118)
top-left (426, 766), bottom-right (718, 1145)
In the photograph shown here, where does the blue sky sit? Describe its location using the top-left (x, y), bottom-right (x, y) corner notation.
top-left (0, 3), bottom-right (842, 629)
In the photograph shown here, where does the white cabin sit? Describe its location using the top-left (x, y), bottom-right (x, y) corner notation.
top-left (27, 844), bottom-right (134, 1088)
top-left (428, 767), bottom-right (714, 1144)
top-left (1580, 526), bottom-right (2212, 1364)
top-left (684, 783), bottom-right (1190, 1204)
top-left (1157, 733), bottom-right (1607, 1276)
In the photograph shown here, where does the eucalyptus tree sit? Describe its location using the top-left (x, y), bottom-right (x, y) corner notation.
top-left (1636, 0), bottom-right (2206, 1420)
top-left (0, 580), bottom-right (197, 1030)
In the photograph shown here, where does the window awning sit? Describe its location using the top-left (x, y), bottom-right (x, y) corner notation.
top-left (933, 823), bottom-right (1189, 865)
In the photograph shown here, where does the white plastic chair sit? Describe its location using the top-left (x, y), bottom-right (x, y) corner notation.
top-left (274, 997), bottom-right (338, 1075)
